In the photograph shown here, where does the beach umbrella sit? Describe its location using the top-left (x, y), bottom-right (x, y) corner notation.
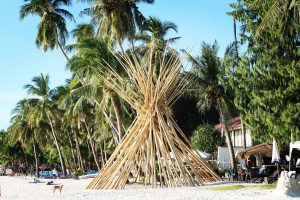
top-left (272, 138), bottom-right (281, 163)
top-left (272, 138), bottom-right (280, 177)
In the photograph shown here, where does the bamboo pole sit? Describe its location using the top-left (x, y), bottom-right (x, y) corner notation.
top-left (87, 49), bottom-right (221, 189)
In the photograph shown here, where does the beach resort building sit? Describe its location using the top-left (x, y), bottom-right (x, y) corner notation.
top-left (214, 117), bottom-right (257, 168)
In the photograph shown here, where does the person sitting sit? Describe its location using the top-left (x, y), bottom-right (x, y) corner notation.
top-left (240, 158), bottom-right (251, 181)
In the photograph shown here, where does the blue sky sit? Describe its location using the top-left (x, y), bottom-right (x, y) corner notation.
top-left (0, 0), bottom-right (236, 130)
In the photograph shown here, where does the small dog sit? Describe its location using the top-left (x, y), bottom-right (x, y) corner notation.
top-left (47, 180), bottom-right (54, 185)
top-left (52, 185), bottom-right (63, 194)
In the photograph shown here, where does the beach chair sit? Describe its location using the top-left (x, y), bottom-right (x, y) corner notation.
top-left (254, 177), bottom-right (265, 183)
top-left (34, 178), bottom-right (41, 183)
top-left (266, 170), bottom-right (280, 184)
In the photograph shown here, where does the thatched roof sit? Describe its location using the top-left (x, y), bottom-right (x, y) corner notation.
top-left (237, 143), bottom-right (272, 160)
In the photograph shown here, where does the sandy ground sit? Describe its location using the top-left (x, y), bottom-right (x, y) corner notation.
top-left (0, 176), bottom-right (295, 200)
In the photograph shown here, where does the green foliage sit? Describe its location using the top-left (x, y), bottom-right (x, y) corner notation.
top-left (191, 124), bottom-right (225, 153)
top-left (20, 0), bottom-right (74, 51)
top-left (227, 0), bottom-right (300, 145)
top-left (0, 130), bottom-right (10, 163)
top-left (185, 41), bottom-right (238, 170)
top-left (171, 96), bottom-right (219, 138)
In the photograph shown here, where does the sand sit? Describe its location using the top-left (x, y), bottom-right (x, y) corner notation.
top-left (0, 176), bottom-right (293, 200)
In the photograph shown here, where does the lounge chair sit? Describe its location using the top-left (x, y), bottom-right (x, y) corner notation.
top-left (34, 178), bottom-right (41, 183)
top-left (265, 170), bottom-right (280, 184)
top-left (254, 177), bottom-right (265, 183)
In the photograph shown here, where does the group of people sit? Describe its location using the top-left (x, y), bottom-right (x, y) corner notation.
top-left (237, 157), bottom-right (252, 181)
top-left (225, 157), bottom-right (253, 181)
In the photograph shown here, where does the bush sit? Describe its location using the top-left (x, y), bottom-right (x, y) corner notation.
top-left (191, 123), bottom-right (225, 153)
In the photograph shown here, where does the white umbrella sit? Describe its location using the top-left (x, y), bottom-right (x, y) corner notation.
top-left (272, 138), bottom-right (280, 177)
top-left (272, 138), bottom-right (281, 163)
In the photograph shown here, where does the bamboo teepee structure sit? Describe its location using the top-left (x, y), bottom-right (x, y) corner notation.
top-left (87, 50), bottom-right (221, 189)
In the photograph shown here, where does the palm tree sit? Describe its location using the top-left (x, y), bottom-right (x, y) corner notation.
top-left (66, 32), bottom-right (128, 143)
top-left (9, 99), bottom-right (40, 176)
top-left (82, 0), bottom-right (154, 53)
top-left (20, 0), bottom-right (74, 61)
top-left (231, 15), bottom-right (248, 150)
top-left (135, 16), bottom-right (180, 78)
top-left (184, 42), bottom-right (238, 172)
top-left (24, 74), bottom-right (67, 176)
top-left (56, 77), bottom-right (118, 170)
top-left (135, 16), bottom-right (180, 53)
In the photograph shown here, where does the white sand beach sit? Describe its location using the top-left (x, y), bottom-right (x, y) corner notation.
top-left (0, 176), bottom-right (293, 200)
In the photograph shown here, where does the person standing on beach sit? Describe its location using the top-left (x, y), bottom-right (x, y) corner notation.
top-left (52, 168), bottom-right (58, 179)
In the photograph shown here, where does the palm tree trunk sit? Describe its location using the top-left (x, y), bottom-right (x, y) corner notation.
top-left (104, 140), bottom-right (108, 162)
top-left (73, 129), bottom-right (84, 169)
top-left (217, 102), bottom-right (237, 172)
top-left (84, 122), bottom-right (101, 171)
top-left (46, 112), bottom-right (66, 177)
top-left (57, 41), bottom-right (71, 63)
top-left (223, 128), bottom-right (237, 172)
top-left (92, 97), bottom-right (119, 145)
top-left (241, 120), bottom-right (246, 149)
top-left (110, 94), bottom-right (125, 142)
top-left (21, 143), bottom-right (28, 167)
top-left (32, 136), bottom-right (39, 177)
top-left (100, 143), bottom-right (105, 168)
top-left (104, 111), bottom-right (119, 145)
top-left (67, 132), bottom-right (77, 169)
top-left (233, 17), bottom-right (238, 58)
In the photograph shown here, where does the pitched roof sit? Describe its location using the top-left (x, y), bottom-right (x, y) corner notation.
top-left (214, 117), bottom-right (242, 132)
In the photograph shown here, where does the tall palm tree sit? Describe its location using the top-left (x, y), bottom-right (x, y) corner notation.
top-left (135, 16), bottom-right (180, 53)
top-left (9, 99), bottom-right (40, 176)
top-left (24, 74), bottom-right (67, 176)
top-left (184, 42), bottom-right (238, 172)
top-left (57, 79), bottom-right (117, 169)
top-left (82, 0), bottom-right (154, 53)
top-left (20, 0), bottom-right (74, 61)
top-left (135, 16), bottom-right (180, 78)
top-left (231, 15), bottom-right (248, 150)
top-left (66, 33), bottom-right (128, 143)
top-left (60, 81), bottom-right (102, 170)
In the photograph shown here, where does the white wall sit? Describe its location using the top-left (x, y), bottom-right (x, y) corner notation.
top-left (246, 129), bottom-right (253, 147)
top-left (229, 128), bottom-right (253, 147)
top-left (217, 146), bottom-right (244, 170)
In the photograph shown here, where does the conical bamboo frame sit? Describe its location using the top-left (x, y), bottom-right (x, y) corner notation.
top-left (87, 49), bottom-right (221, 189)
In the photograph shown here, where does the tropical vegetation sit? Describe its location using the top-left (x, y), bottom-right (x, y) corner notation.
top-left (0, 0), bottom-right (299, 177)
